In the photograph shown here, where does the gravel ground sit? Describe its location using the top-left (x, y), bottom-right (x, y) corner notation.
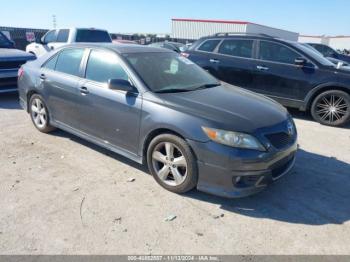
top-left (0, 93), bottom-right (349, 255)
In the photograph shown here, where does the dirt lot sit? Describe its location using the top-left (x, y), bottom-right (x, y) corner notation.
top-left (0, 93), bottom-right (349, 255)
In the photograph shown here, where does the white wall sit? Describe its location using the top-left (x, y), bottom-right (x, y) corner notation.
top-left (247, 24), bottom-right (299, 41)
top-left (171, 20), bottom-right (247, 40)
top-left (299, 35), bottom-right (350, 50)
top-left (328, 37), bottom-right (350, 50)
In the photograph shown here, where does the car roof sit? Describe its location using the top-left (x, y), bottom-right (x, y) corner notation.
top-left (61, 43), bottom-right (171, 54)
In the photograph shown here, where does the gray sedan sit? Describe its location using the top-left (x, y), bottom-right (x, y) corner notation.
top-left (18, 43), bottom-right (297, 198)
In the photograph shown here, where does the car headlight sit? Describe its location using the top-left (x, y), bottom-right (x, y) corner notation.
top-left (202, 127), bottom-right (266, 151)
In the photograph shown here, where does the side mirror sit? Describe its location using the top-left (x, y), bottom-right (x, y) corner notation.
top-left (108, 79), bottom-right (134, 92)
top-left (295, 57), bottom-right (307, 67)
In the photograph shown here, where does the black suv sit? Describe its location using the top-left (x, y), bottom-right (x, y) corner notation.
top-left (183, 33), bottom-right (350, 127)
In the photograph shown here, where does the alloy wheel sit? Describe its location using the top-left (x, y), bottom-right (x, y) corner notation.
top-left (315, 94), bottom-right (349, 124)
top-left (151, 142), bottom-right (188, 187)
top-left (31, 98), bottom-right (47, 129)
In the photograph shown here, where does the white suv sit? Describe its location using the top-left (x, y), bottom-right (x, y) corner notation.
top-left (26, 28), bottom-right (112, 57)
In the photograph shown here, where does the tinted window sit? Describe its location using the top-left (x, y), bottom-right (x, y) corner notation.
top-left (43, 54), bottom-right (59, 70)
top-left (44, 30), bottom-right (57, 43)
top-left (259, 41), bottom-right (299, 64)
top-left (57, 29), bottom-right (69, 43)
top-left (55, 49), bottom-right (84, 76)
top-left (218, 39), bottom-right (253, 58)
top-left (123, 52), bottom-right (219, 92)
top-left (75, 29), bottom-right (111, 43)
top-left (86, 50), bottom-right (128, 83)
top-left (198, 40), bottom-right (221, 52)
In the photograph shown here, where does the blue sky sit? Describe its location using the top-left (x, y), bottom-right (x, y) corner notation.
top-left (1, 0), bottom-right (349, 35)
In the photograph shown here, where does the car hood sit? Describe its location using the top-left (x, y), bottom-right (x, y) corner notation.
top-left (0, 48), bottom-right (35, 62)
top-left (156, 83), bottom-right (289, 133)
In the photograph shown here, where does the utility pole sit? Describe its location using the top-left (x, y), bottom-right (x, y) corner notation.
top-left (52, 15), bottom-right (57, 29)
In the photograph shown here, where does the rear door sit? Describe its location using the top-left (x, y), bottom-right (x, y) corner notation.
top-left (207, 38), bottom-right (256, 89)
top-left (251, 40), bottom-right (317, 100)
top-left (40, 48), bottom-right (85, 128)
top-left (76, 49), bottom-right (142, 153)
top-left (187, 39), bottom-right (222, 75)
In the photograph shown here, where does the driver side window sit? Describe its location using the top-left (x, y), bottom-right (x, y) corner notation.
top-left (85, 50), bottom-right (129, 83)
top-left (259, 41), bottom-right (300, 65)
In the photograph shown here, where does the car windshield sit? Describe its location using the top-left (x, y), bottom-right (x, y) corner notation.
top-left (292, 42), bottom-right (335, 67)
top-left (75, 29), bottom-right (111, 43)
top-left (123, 52), bottom-right (220, 93)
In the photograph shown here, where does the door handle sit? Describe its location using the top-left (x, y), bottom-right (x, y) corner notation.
top-left (80, 86), bottom-right (89, 95)
top-left (257, 65), bottom-right (269, 71)
top-left (50, 46), bottom-right (54, 50)
top-left (209, 59), bottom-right (220, 64)
top-left (40, 73), bottom-right (46, 80)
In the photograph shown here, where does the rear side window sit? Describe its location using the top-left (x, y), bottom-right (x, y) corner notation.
top-left (55, 49), bottom-right (84, 76)
top-left (0, 32), bottom-right (11, 48)
top-left (259, 41), bottom-right (299, 64)
top-left (197, 40), bottom-right (221, 52)
top-left (85, 50), bottom-right (128, 83)
top-left (75, 29), bottom-right (111, 43)
top-left (218, 39), bottom-right (253, 58)
top-left (57, 29), bottom-right (69, 43)
top-left (43, 54), bottom-right (59, 70)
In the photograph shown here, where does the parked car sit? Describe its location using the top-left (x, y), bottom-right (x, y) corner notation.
top-left (148, 41), bottom-right (187, 53)
top-left (18, 44), bottom-right (297, 198)
top-left (300, 43), bottom-right (349, 67)
top-left (26, 28), bottom-right (112, 57)
top-left (183, 33), bottom-right (350, 126)
top-left (0, 32), bottom-right (35, 93)
top-left (307, 43), bottom-right (350, 64)
top-left (0, 31), bottom-right (15, 49)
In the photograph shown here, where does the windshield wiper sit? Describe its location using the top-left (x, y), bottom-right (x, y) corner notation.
top-left (154, 88), bottom-right (193, 93)
top-left (191, 83), bottom-right (221, 91)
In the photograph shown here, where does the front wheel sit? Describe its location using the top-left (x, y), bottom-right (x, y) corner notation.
top-left (311, 90), bottom-right (350, 127)
top-left (147, 134), bottom-right (198, 194)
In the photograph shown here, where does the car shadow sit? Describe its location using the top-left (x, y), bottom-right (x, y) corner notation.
top-left (185, 149), bottom-right (350, 226)
top-left (50, 129), bottom-right (149, 173)
top-left (52, 129), bottom-right (350, 226)
top-left (0, 92), bottom-right (21, 110)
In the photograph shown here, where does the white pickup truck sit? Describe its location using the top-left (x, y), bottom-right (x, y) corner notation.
top-left (26, 28), bottom-right (112, 57)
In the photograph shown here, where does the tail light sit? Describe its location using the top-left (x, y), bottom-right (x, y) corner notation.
top-left (18, 67), bottom-right (24, 79)
top-left (181, 52), bottom-right (190, 58)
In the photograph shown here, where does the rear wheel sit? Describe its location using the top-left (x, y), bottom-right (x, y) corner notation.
top-left (29, 94), bottom-right (56, 133)
top-left (311, 90), bottom-right (350, 127)
top-left (147, 134), bottom-right (198, 194)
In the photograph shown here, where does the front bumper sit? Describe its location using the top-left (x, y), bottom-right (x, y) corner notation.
top-left (188, 139), bottom-right (298, 198)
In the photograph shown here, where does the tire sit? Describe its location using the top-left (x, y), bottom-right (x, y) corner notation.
top-left (29, 94), bottom-right (56, 133)
top-left (147, 134), bottom-right (198, 194)
top-left (311, 90), bottom-right (350, 127)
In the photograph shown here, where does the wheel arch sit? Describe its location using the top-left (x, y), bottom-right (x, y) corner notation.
top-left (141, 128), bottom-right (197, 164)
top-left (304, 83), bottom-right (350, 111)
top-left (26, 90), bottom-right (40, 112)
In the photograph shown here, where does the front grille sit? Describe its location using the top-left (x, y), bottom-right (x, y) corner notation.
top-left (265, 132), bottom-right (294, 150)
top-left (0, 60), bottom-right (26, 70)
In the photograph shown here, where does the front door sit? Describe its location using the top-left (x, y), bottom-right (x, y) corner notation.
top-left (76, 49), bottom-right (142, 154)
top-left (251, 40), bottom-right (317, 101)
